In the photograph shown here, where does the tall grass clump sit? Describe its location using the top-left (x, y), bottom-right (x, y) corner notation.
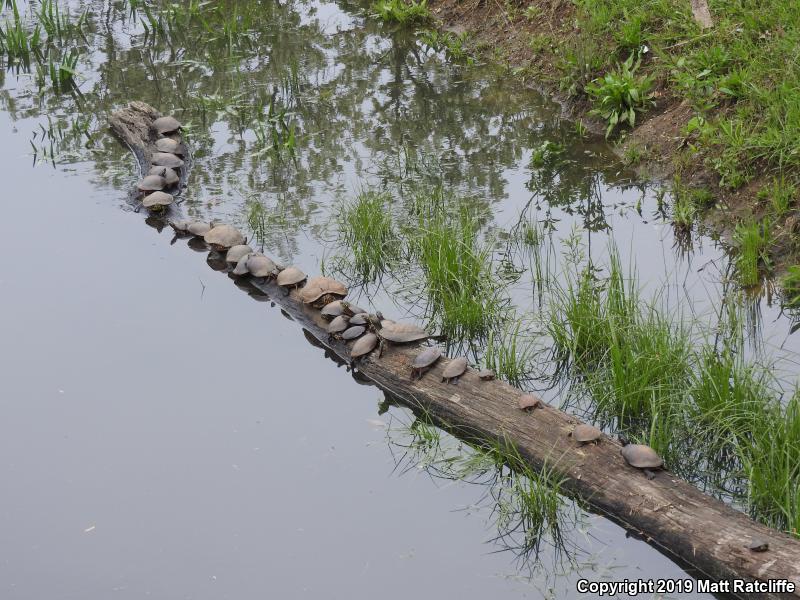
top-left (733, 219), bottom-right (772, 287)
top-left (336, 190), bottom-right (399, 282)
top-left (0, 0), bottom-right (42, 63)
top-left (483, 322), bottom-right (536, 386)
top-left (408, 188), bottom-right (505, 340)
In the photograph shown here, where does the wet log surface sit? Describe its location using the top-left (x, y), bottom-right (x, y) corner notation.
top-left (110, 102), bottom-right (800, 599)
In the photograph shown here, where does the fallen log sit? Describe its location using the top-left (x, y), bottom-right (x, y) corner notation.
top-left (110, 102), bottom-right (800, 599)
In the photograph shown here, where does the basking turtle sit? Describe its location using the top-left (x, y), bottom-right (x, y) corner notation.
top-left (154, 137), bottom-right (185, 155)
top-left (169, 220), bottom-right (190, 234)
top-left (148, 166), bottom-right (179, 186)
top-left (518, 393), bottom-right (544, 411)
top-left (187, 221), bottom-right (212, 237)
top-left (441, 357), bottom-right (468, 384)
top-left (327, 315), bottom-right (350, 338)
top-left (620, 441), bottom-right (664, 480)
top-left (225, 245), bottom-right (253, 265)
top-left (342, 325), bottom-right (366, 341)
top-left (232, 254), bottom-right (250, 276)
top-left (411, 347), bottom-right (441, 380)
top-left (477, 369), bottom-right (495, 381)
top-left (350, 332), bottom-right (378, 362)
top-left (245, 253), bottom-right (279, 278)
top-left (203, 224), bottom-right (245, 250)
top-left (276, 266), bottom-right (307, 290)
top-left (321, 300), bottom-right (345, 319)
top-left (747, 539), bottom-right (770, 552)
top-left (151, 152), bottom-right (184, 169)
top-left (152, 115), bottom-right (181, 134)
top-left (299, 276), bottom-right (348, 307)
top-left (141, 191), bottom-right (173, 211)
top-left (372, 320), bottom-right (431, 356)
top-left (137, 175), bottom-right (166, 192)
top-left (348, 313), bottom-right (369, 326)
top-left (571, 424), bottom-right (602, 445)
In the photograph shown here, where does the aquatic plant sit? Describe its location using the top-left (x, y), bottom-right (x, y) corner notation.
top-left (585, 53), bottom-right (654, 137)
top-left (336, 190), bottom-right (399, 282)
top-left (733, 219), bottom-right (772, 287)
top-left (483, 322), bottom-right (536, 387)
top-left (370, 0), bottom-right (430, 25)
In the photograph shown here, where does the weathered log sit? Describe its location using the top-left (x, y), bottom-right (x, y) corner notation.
top-left (110, 102), bottom-right (800, 599)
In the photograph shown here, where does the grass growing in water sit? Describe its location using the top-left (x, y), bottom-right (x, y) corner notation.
top-left (336, 190), bottom-right (399, 282)
top-left (733, 219), bottom-right (772, 287)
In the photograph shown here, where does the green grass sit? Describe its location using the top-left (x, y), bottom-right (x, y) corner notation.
top-left (483, 322), bottom-right (536, 386)
top-left (733, 219), bottom-right (772, 287)
top-left (336, 190), bottom-right (399, 282)
top-left (408, 188), bottom-right (506, 340)
top-left (370, 0), bottom-right (430, 25)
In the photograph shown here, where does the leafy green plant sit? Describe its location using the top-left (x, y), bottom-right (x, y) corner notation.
top-left (370, 0), bottom-right (430, 25)
top-left (586, 53), bottom-right (654, 137)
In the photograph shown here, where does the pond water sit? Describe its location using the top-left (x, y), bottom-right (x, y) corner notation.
top-left (0, 0), bottom-right (795, 596)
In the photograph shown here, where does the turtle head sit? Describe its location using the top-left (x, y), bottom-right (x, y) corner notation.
top-left (367, 313), bottom-right (383, 330)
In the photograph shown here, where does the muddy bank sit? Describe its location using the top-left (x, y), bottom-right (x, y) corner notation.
top-left (426, 0), bottom-right (800, 277)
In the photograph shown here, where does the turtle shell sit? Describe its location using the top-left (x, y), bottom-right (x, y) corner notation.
top-left (154, 137), bottom-right (184, 155)
top-left (321, 300), bottom-right (345, 319)
top-left (380, 321), bottom-right (429, 344)
top-left (442, 357), bottom-right (468, 381)
top-left (327, 315), bottom-right (350, 335)
top-left (350, 333), bottom-right (378, 359)
top-left (137, 175), bottom-right (166, 192)
top-left (621, 444), bottom-right (663, 469)
top-left (349, 313), bottom-right (368, 326)
top-left (276, 266), bottom-right (307, 287)
top-left (232, 254), bottom-right (250, 276)
top-left (412, 347), bottom-right (441, 369)
top-left (152, 115), bottom-right (181, 134)
top-left (340, 301), bottom-right (366, 316)
top-left (518, 393), bottom-right (543, 410)
top-left (246, 254), bottom-right (278, 278)
top-left (477, 369), bottom-right (495, 381)
top-left (342, 325), bottom-right (366, 341)
top-left (203, 224), bottom-right (245, 250)
top-left (186, 221), bottom-right (212, 236)
top-left (572, 424), bottom-right (602, 443)
top-left (299, 276), bottom-right (348, 304)
top-left (151, 152), bottom-right (184, 168)
top-left (169, 220), bottom-right (190, 233)
top-left (225, 245), bottom-right (253, 265)
top-left (142, 191), bottom-right (173, 210)
top-left (149, 166), bottom-right (180, 186)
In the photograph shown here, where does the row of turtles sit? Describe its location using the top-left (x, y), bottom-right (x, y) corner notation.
top-left (161, 216), bottom-right (666, 480)
top-left (136, 115), bottom-right (186, 211)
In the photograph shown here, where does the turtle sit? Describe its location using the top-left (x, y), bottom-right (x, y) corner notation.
top-left (410, 347), bottom-right (441, 380)
top-left (348, 313), bottom-right (369, 326)
top-left (327, 315), bottom-right (351, 337)
top-left (151, 152), bottom-right (184, 168)
top-left (299, 276), bottom-right (348, 307)
top-left (149, 166), bottom-right (179, 186)
top-left (571, 424), bottom-right (602, 445)
top-left (276, 266), bottom-right (307, 291)
top-left (350, 332), bottom-right (378, 363)
top-left (154, 137), bottom-right (185, 155)
top-left (137, 175), bottom-right (166, 192)
top-left (321, 300), bottom-right (345, 319)
top-left (186, 221), bottom-right (212, 237)
top-left (747, 539), bottom-right (770, 552)
top-left (477, 368), bottom-right (495, 381)
top-left (339, 301), bottom-right (366, 317)
top-left (225, 245), bottom-right (253, 265)
top-left (620, 441), bottom-right (664, 480)
top-left (441, 357), bottom-right (468, 384)
top-left (203, 224), bottom-right (245, 250)
top-left (371, 319), bottom-right (431, 356)
top-left (169, 220), bottom-right (191, 234)
top-left (232, 254), bottom-right (250, 276)
top-left (245, 253), bottom-right (279, 278)
top-left (141, 191), bottom-right (173, 211)
top-left (152, 115), bottom-right (181, 135)
top-left (518, 393), bottom-right (544, 411)
top-left (342, 325), bottom-right (366, 341)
